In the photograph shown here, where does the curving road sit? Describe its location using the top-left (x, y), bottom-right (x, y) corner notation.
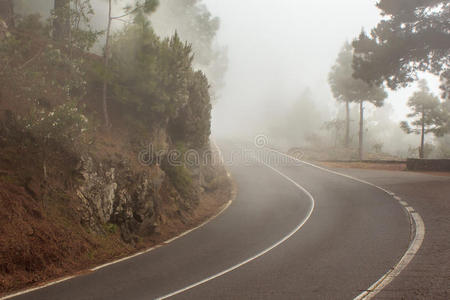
top-left (7, 142), bottom-right (411, 300)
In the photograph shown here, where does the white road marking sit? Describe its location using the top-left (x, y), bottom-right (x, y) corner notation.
top-left (354, 211), bottom-right (425, 300)
top-left (2, 146), bottom-right (423, 300)
top-left (268, 149), bottom-right (425, 300)
top-left (90, 197), bottom-right (234, 272)
top-left (1, 145), bottom-right (235, 300)
top-left (1, 276), bottom-right (76, 300)
top-left (155, 153), bottom-right (316, 300)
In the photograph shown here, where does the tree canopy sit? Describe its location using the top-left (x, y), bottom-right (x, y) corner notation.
top-left (110, 19), bottom-right (211, 148)
top-left (401, 80), bottom-right (445, 136)
top-left (400, 79), bottom-right (446, 157)
top-left (329, 42), bottom-right (387, 106)
top-left (352, 0), bottom-right (449, 92)
top-left (151, 0), bottom-right (227, 96)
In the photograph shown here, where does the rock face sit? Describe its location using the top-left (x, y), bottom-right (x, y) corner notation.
top-left (75, 154), bottom-right (169, 242)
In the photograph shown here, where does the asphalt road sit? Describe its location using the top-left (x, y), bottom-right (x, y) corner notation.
top-left (9, 142), bottom-right (411, 300)
top-left (326, 168), bottom-right (450, 299)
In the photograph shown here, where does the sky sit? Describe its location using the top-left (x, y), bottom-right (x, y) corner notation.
top-left (203, 0), bottom-right (442, 138)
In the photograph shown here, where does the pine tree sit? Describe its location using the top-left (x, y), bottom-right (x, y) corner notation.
top-left (101, 0), bottom-right (159, 129)
top-left (329, 42), bottom-right (387, 159)
top-left (400, 80), bottom-right (445, 158)
top-left (352, 1), bottom-right (449, 94)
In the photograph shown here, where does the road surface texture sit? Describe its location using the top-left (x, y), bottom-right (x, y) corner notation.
top-left (328, 168), bottom-right (450, 300)
top-left (8, 143), bottom-right (413, 300)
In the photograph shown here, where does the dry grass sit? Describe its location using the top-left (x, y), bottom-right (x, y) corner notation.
top-left (0, 168), bottom-right (234, 296)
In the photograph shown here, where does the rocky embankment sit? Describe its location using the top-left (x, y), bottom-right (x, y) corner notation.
top-left (0, 117), bottom-right (232, 294)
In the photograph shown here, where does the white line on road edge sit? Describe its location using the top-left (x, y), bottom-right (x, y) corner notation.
top-left (1, 201), bottom-right (235, 300)
top-left (155, 154), bottom-right (316, 300)
top-left (1, 144), bottom-right (235, 300)
top-left (0, 276), bottom-right (77, 300)
top-left (268, 149), bottom-right (425, 300)
top-left (92, 197), bottom-right (235, 271)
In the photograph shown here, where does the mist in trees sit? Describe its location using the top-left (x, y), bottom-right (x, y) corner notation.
top-left (352, 0), bottom-right (449, 92)
top-left (2, 0), bottom-right (450, 160)
top-left (262, 88), bottom-right (326, 148)
top-left (0, 0), bottom-right (217, 156)
top-left (400, 80), bottom-right (446, 158)
top-left (329, 42), bottom-right (387, 160)
top-left (348, 0), bottom-right (450, 159)
top-left (151, 0), bottom-right (228, 99)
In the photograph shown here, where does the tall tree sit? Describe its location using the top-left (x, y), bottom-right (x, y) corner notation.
top-left (53, 0), bottom-right (70, 41)
top-left (329, 42), bottom-right (354, 148)
top-left (101, 0), bottom-right (159, 129)
top-left (329, 42), bottom-right (388, 159)
top-left (0, 0), bottom-right (14, 28)
top-left (352, 0), bottom-right (449, 95)
top-left (354, 82), bottom-right (387, 160)
top-left (400, 80), bottom-right (445, 158)
top-left (151, 0), bottom-right (227, 98)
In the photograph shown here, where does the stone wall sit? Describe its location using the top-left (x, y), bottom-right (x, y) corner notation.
top-left (407, 159), bottom-right (450, 172)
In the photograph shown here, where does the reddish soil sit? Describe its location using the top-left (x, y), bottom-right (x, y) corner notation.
top-left (0, 169), bottom-right (234, 296)
top-left (0, 25), bottom-right (235, 296)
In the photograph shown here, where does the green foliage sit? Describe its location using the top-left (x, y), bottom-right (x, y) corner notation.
top-left (329, 42), bottom-right (388, 106)
top-left (169, 71), bottom-right (211, 148)
top-left (23, 101), bottom-right (88, 145)
top-left (1, 0), bottom-right (214, 187)
top-left (0, 3), bottom-right (100, 103)
top-left (329, 42), bottom-right (388, 159)
top-left (110, 22), bottom-right (193, 122)
top-left (152, 0), bottom-right (227, 94)
top-left (109, 17), bottom-right (212, 148)
top-left (0, 12), bottom-right (96, 180)
top-left (103, 222), bottom-right (118, 234)
top-left (400, 80), bottom-right (446, 136)
top-left (156, 0), bottom-right (219, 67)
top-left (163, 164), bottom-right (195, 200)
top-left (352, 0), bottom-right (449, 92)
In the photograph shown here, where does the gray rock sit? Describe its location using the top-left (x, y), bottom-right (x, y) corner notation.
top-left (75, 154), bottom-right (170, 242)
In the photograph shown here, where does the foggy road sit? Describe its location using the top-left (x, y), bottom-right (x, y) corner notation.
top-left (8, 142), bottom-right (412, 300)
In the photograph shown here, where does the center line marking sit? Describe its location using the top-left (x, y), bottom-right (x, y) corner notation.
top-left (155, 151), bottom-right (315, 300)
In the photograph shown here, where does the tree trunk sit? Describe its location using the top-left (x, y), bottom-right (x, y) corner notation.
top-left (420, 105), bottom-right (425, 159)
top-left (345, 99), bottom-right (350, 147)
top-left (102, 0), bottom-right (112, 129)
top-left (359, 100), bottom-right (364, 161)
top-left (53, 0), bottom-right (70, 42)
top-left (0, 0), bottom-right (14, 28)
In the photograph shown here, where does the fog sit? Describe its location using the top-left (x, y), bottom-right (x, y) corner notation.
top-left (202, 0), bottom-right (443, 155)
top-left (204, 0), bottom-right (377, 138)
top-left (12, 0), bottom-right (446, 158)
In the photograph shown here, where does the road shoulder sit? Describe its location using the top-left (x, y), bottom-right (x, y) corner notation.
top-left (328, 168), bottom-right (450, 300)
